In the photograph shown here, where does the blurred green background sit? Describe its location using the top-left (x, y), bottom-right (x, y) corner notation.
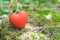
top-left (0, 0), bottom-right (60, 40)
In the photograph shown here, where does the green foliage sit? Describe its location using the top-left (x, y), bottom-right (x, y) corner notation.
top-left (0, 0), bottom-right (60, 40)
top-left (52, 0), bottom-right (58, 3)
top-left (54, 33), bottom-right (60, 40)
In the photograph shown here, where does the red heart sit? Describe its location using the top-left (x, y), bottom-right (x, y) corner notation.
top-left (9, 11), bottom-right (28, 29)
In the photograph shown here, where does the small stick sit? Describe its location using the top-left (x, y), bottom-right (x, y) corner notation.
top-left (21, 27), bottom-right (44, 36)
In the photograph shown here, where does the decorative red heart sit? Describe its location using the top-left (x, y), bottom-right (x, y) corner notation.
top-left (9, 11), bottom-right (28, 29)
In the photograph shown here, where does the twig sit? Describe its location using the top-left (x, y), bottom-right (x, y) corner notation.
top-left (21, 27), bottom-right (44, 36)
top-left (9, 0), bottom-right (13, 14)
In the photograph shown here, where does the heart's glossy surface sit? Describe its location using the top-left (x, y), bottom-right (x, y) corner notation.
top-left (9, 11), bottom-right (28, 29)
